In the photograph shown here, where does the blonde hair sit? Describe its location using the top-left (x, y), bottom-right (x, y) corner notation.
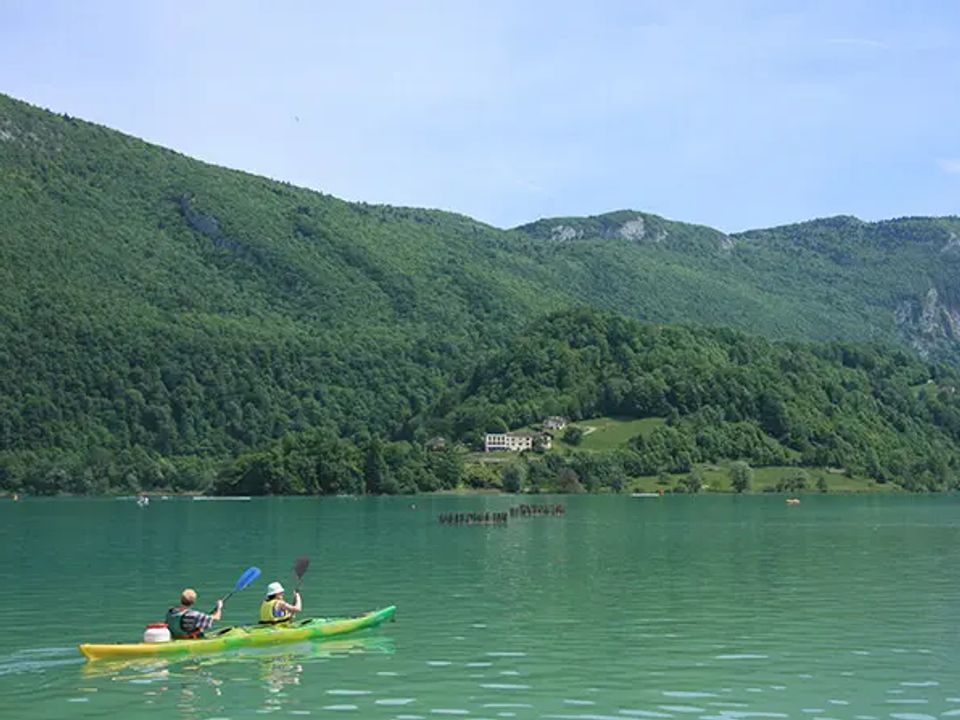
top-left (180, 588), bottom-right (197, 606)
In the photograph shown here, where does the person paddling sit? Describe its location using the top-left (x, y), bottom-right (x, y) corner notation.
top-left (166, 588), bottom-right (223, 639)
top-left (259, 581), bottom-right (302, 624)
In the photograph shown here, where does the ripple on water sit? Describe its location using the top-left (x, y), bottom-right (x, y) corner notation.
top-left (658, 706), bottom-right (705, 714)
top-left (901, 682), bottom-right (939, 688)
top-left (0, 651), bottom-right (81, 677)
top-left (663, 692), bottom-right (718, 699)
top-left (619, 710), bottom-right (674, 718)
top-left (322, 705), bottom-right (358, 711)
top-left (714, 654), bottom-right (769, 660)
top-left (941, 711), bottom-right (960, 717)
top-left (377, 699), bottom-right (416, 706)
top-left (327, 689), bottom-right (372, 696)
top-left (480, 683), bottom-right (531, 690)
top-left (890, 714), bottom-right (936, 720)
top-left (486, 652), bottom-right (526, 657)
top-left (430, 710), bottom-right (470, 716)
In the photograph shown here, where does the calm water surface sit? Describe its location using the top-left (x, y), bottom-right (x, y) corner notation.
top-left (0, 494), bottom-right (958, 720)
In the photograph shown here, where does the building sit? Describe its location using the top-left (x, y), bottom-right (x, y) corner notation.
top-left (425, 436), bottom-right (447, 451)
top-left (484, 432), bottom-right (553, 452)
top-left (543, 416), bottom-right (568, 430)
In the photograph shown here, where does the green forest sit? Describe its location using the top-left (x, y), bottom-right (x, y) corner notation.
top-left (3, 93), bottom-right (960, 495)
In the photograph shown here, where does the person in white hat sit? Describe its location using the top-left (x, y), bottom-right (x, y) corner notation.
top-left (258, 581), bottom-right (302, 624)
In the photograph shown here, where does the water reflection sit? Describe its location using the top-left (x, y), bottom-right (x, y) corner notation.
top-left (77, 633), bottom-right (395, 716)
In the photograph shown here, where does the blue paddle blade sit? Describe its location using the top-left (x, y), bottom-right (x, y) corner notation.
top-left (234, 566), bottom-right (261, 593)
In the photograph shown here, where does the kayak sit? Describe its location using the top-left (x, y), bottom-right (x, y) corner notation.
top-left (78, 605), bottom-right (396, 661)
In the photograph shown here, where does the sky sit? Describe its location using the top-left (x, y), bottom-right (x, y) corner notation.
top-left (1, 0), bottom-right (959, 232)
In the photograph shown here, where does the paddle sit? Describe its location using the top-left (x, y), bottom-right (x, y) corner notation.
top-left (293, 556), bottom-right (310, 593)
top-left (220, 566), bottom-right (261, 605)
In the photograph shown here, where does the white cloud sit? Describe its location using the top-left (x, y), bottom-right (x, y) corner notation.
top-left (938, 158), bottom-right (960, 175)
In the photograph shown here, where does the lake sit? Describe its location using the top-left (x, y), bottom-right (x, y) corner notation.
top-left (0, 494), bottom-right (957, 720)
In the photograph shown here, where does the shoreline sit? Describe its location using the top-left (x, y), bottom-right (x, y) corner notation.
top-left (3, 487), bottom-right (948, 499)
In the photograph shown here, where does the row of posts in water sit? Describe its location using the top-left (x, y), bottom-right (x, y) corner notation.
top-left (437, 504), bottom-right (566, 526)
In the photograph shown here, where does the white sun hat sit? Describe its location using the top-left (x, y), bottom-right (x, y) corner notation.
top-left (266, 581), bottom-right (285, 597)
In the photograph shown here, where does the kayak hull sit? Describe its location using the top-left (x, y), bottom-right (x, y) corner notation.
top-left (78, 605), bottom-right (396, 661)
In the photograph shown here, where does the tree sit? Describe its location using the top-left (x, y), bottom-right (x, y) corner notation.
top-left (501, 462), bottom-right (524, 493)
top-left (363, 438), bottom-right (387, 495)
top-left (554, 467), bottom-right (584, 493)
top-left (729, 461), bottom-right (752, 493)
top-left (562, 426), bottom-right (584, 446)
top-left (680, 467), bottom-right (704, 494)
top-left (776, 470), bottom-right (808, 492)
top-left (427, 448), bottom-right (463, 490)
top-left (816, 475), bottom-right (828, 493)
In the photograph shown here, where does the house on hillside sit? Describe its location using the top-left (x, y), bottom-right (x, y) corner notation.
top-left (484, 431), bottom-right (553, 452)
top-left (425, 436), bottom-right (447, 451)
top-left (543, 416), bottom-right (568, 430)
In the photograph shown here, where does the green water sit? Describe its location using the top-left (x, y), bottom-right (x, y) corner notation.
top-left (1, 495), bottom-right (958, 720)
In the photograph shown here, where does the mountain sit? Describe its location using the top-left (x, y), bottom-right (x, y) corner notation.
top-left (1, 92), bottom-right (959, 492)
top-left (515, 211), bottom-right (960, 355)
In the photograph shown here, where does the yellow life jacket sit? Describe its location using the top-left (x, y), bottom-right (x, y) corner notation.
top-left (259, 598), bottom-right (291, 624)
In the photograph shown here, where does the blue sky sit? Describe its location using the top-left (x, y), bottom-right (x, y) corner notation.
top-left (2, 1), bottom-right (958, 231)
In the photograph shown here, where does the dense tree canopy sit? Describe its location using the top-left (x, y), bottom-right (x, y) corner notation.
top-left (3, 94), bottom-right (960, 494)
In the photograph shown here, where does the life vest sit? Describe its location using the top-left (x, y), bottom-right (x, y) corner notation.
top-left (259, 598), bottom-right (292, 624)
top-left (166, 605), bottom-right (203, 639)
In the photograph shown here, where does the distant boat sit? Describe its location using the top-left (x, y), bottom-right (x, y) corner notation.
top-left (136, 496), bottom-right (150, 507)
top-left (193, 496), bottom-right (252, 502)
top-left (631, 492), bottom-right (662, 498)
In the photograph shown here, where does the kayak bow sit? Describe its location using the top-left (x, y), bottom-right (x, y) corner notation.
top-left (78, 605), bottom-right (396, 661)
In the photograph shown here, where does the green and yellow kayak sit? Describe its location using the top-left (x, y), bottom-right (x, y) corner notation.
top-left (78, 605), bottom-right (396, 661)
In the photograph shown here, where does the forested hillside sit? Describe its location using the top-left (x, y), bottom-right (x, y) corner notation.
top-left (2, 92), bottom-right (960, 494)
top-left (215, 309), bottom-right (960, 495)
top-left (416, 309), bottom-right (960, 492)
